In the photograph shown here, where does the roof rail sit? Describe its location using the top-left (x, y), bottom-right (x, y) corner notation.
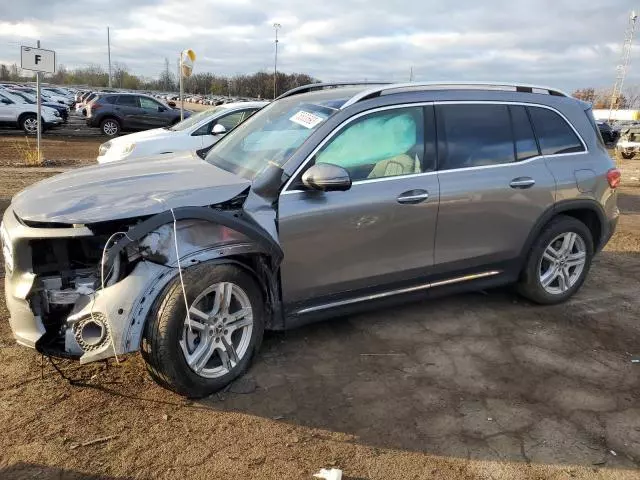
top-left (340, 81), bottom-right (570, 109)
top-left (275, 82), bottom-right (389, 101)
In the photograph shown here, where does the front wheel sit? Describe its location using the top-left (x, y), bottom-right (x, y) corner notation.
top-left (20, 114), bottom-right (38, 135)
top-left (517, 216), bottom-right (593, 305)
top-left (620, 151), bottom-right (635, 160)
top-left (141, 263), bottom-right (264, 398)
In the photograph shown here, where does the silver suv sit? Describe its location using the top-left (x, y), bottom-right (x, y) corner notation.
top-left (2, 82), bottom-right (620, 397)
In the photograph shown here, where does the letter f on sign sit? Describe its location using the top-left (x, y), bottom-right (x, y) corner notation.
top-left (35, 55), bottom-right (41, 64)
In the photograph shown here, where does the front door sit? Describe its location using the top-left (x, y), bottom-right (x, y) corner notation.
top-left (278, 105), bottom-right (440, 312)
top-left (139, 96), bottom-right (172, 128)
top-left (433, 102), bottom-right (557, 271)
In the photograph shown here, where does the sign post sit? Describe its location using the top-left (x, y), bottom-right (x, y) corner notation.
top-left (20, 44), bottom-right (56, 163)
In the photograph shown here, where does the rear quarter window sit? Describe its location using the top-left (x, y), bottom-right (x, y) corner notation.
top-left (528, 106), bottom-right (585, 155)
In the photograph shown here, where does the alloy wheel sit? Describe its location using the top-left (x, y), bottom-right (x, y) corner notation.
top-left (103, 121), bottom-right (118, 136)
top-left (179, 282), bottom-right (254, 379)
top-left (24, 117), bottom-right (38, 134)
top-left (538, 232), bottom-right (587, 295)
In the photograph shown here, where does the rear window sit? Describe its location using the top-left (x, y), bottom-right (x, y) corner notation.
top-left (510, 106), bottom-right (540, 161)
top-left (437, 104), bottom-right (515, 170)
top-left (101, 95), bottom-right (118, 104)
top-left (528, 107), bottom-right (585, 155)
top-left (588, 110), bottom-right (606, 147)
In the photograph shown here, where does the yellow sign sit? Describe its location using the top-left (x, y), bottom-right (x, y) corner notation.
top-left (181, 49), bottom-right (196, 77)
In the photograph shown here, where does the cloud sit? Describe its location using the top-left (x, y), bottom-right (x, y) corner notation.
top-left (0, 0), bottom-right (638, 91)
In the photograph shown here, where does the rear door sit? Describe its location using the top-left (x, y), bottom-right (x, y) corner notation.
top-left (278, 105), bottom-right (441, 312)
top-left (433, 102), bottom-right (557, 273)
top-left (115, 95), bottom-right (142, 129)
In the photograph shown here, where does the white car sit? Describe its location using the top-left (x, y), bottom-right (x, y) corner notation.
top-left (97, 101), bottom-right (267, 163)
top-left (0, 90), bottom-right (61, 134)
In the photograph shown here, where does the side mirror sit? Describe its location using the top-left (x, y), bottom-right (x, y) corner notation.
top-left (1, 98), bottom-right (12, 105)
top-left (158, 105), bottom-right (166, 112)
top-left (167, 101), bottom-right (176, 108)
top-left (212, 124), bottom-right (227, 135)
top-left (302, 163), bottom-right (352, 192)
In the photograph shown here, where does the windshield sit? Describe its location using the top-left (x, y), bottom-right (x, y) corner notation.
top-left (204, 89), bottom-right (361, 179)
top-left (168, 106), bottom-right (226, 131)
top-left (9, 91), bottom-right (35, 104)
top-left (0, 90), bottom-right (27, 104)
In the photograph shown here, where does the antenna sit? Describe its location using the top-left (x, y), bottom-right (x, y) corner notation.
top-left (608, 11), bottom-right (638, 122)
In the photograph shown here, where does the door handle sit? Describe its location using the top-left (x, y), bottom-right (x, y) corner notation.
top-left (397, 189), bottom-right (429, 204)
top-left (510, 177), bottom-right (535, 189)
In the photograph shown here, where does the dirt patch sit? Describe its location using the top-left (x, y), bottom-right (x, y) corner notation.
top-left (0, 135), bottom-right (101, 168)
top-left (0, 161), bottom-right (640, 479)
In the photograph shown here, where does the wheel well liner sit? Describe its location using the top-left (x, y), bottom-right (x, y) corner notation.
top-left (104, 206), bottom-right (282, 267)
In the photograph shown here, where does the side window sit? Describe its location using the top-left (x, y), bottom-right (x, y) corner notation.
top-left (510, 106), bottom-right (540, 161)
top-left (314, 107), bottom-right (427, 182)
top-left (216, 111), bottom-right (247, 131)
top-left (192, 123), bottom-right (209, 136)
top-left (140, 97), bottom-right (161, 111)
top-left (528, 107), bottom-right (585, 155)
top-left (437, 104), bottom-right (514, 171)
top-left (102, 95), bottom-right (118, 104)
top-left (116, 95), bottom-right (139, 108)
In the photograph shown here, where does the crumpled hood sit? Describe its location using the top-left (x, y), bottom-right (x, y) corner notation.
top-left (12, 152), bottom-right (251, 224)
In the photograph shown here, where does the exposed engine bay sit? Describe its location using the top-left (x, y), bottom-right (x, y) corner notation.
top-left (5, 201), bottom-right (282, 365)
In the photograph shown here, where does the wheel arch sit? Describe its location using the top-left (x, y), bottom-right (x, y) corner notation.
top-left (17, 111), bottom-right (36, 125)
top-left (519, 199), bottom-right (607, 271)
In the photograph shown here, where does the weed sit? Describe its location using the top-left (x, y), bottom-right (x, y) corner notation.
top-left (12, 137), bottom-right (42, 166)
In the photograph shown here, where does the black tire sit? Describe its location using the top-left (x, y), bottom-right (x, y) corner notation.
top-left (19, 114), bottom-right (38, 135)
top-left (517, 215), bottom-right (594, 305)
top-left (100, 118), bottom-right (120, 136)
top-left (621, 152), bottom-right (635, 160)
top-left (141, 263), bottom-right (264, 398)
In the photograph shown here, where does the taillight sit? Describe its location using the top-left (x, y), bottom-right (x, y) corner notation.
top-left (607, 168), bottom-right (621, 189)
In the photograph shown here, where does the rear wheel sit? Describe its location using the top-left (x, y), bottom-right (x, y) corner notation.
top-left (518, 216), bottom-right (593, 304)
top-left (100, 118), bottom-right (120, 136)
top-left (621, 151), bottom-right (635, 160)
top-left (141, 263), bottom-right (264, 398)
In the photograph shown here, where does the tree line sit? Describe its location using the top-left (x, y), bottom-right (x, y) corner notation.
top-left (0, 61), bottom-right (318, 99)
top-left (572, 86), bottom-right (640, 110)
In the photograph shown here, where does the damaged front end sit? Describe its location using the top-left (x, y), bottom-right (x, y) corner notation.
top-left (2, 200), bottom-right (282, 364)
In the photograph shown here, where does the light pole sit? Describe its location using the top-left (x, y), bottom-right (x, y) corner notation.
top-left (273, 23), bottom-right (281, 99)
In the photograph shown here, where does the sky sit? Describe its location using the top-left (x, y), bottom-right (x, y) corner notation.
top-left (0, 0), bottom-right (639, 91)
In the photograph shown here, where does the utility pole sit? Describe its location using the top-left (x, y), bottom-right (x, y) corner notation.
top-left (273, 23), bottom-right (281, 99)
top-left (609, 11), bottom-right (638, 122)
top-left (36, 40), bottom-right (42, 164)
top-left (107, 27), bottom-right (112, 88)
top-left (409, 66), bottom-right (414, 82)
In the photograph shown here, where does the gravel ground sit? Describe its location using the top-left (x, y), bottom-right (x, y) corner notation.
top-left (0, 150), bottom-right (639, 480)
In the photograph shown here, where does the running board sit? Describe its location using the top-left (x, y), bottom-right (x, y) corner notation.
top-left (295, 270), bottom-right (502, 315)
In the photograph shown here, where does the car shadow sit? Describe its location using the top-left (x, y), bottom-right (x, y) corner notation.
top-left (194, 251), bottom-right (640, 468)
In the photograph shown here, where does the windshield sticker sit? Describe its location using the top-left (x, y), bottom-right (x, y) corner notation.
top-left (289, 110), bottom-right (325, 129)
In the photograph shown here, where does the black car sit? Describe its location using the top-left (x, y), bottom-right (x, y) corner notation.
top-left (86, 93), bottom-right (187, 136)
top-left (7, 89), bottom-right (69, 122)
top-left (597, 121), bottom-right (620, 145)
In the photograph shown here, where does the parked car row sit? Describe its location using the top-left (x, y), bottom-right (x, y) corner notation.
top-left (151, 92), bottom-right (262, 106)
top-left (0, 85), bottom-right (65, 134)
